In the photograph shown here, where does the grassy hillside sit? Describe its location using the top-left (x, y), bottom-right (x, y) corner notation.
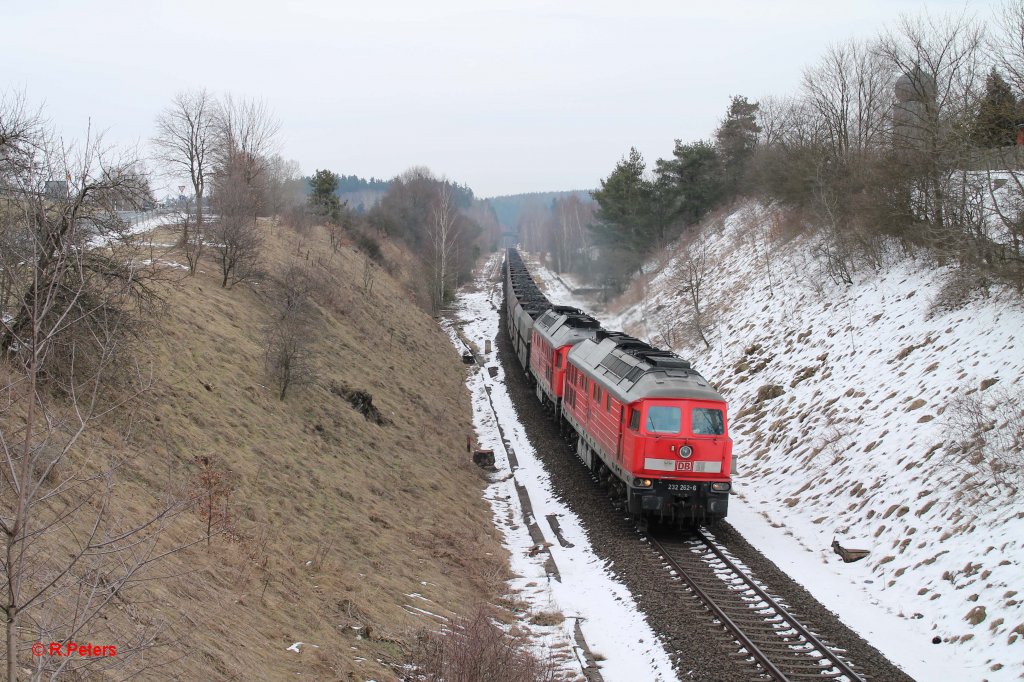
top-left (63, 222), bottom-right (506, 679)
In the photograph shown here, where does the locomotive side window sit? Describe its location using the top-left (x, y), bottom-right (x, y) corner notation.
top-left (692, 408), bottom-right (725, 435)
top-left (629, 408), bottom-right (640, 431)
top-left (605, 394), bottom-right (611, 412)
top-left (646, 406), bottom-right (681, 433)
top-left (556, 354), bottom-right (563, 368)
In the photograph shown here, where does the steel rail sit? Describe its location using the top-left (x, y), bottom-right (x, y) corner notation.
top-left (650, 533), bottom-right (867, 682)
top-left (695, 531), bottom-right (865, 682)
top-left (649, 535), bottom-right (791, 681)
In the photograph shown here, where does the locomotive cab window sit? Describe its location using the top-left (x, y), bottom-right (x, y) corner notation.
top-left (629, 408), bottom-right (641, 431)
top-left (556, 354), bottom-right (563, 368)
top-left (646, 406), bottom-right (681, 434)
top-left (692, 407), bottom-right (725, 435)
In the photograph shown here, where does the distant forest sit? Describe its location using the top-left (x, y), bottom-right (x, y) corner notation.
top-left (298, 174), bottom-right (391, 195)
top-left (487, 190), bottom-right (593, 232)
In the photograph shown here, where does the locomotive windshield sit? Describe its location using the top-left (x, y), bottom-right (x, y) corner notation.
top-left (692, 407), bottom-right (725, 435)
top-left (646, 406), bottom-right (681, 433)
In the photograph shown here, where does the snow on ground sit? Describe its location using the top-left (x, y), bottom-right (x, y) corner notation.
top-left (445, 254), bottom-right (677, 682)
top-left (88, 210), bottom-right (183, 248)
top-left (528, 262), bottom-right (604, 317)
top-left (524, 199), bottom-right (1023, 681)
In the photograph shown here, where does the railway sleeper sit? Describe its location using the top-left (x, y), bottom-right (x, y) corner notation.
top-left (785, 661), bottom-right (854, 672)
top-left (743, 634), bottom-right (811, 646)
top-left (740, 639), bottom-right (815, 653)
top-left (721, 618), bottom-right (783, 629)
top-left (714, 607), bottom-right (782, 621)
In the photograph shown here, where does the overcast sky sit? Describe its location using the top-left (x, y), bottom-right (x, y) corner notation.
top-left (2, 0), bottom-right (1004, 197)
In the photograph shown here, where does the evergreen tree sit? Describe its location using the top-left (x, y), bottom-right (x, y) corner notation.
top-left (590, 147), bottom-right (656, 259)
top-left (308, 169), bottom-right (341, 223)
top-left (654, 140), bottom-right (725, 227)
top-left (972, 68), bottom-right (1018, 147)
top-left (714, 95), bottom-right (761, 192)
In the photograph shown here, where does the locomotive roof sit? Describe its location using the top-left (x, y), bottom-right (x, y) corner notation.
top-left (567, 335), bottom-right (724, 404)
top-left (533, 306), bottom-right (602, 349)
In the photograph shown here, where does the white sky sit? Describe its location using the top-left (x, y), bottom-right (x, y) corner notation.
top-left (2, 0), bottom-right (1004, 197)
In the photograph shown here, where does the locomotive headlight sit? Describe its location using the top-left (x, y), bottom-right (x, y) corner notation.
top-left (632, 478), bottom-right (653, 488)
top-left (679, 445), bottom-right (693, 458)
top-left (711, 482), bottom-right (731, 492)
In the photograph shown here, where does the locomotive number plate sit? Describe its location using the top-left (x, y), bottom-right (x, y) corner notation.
top-left (667, 483), bottom-right (697, 493)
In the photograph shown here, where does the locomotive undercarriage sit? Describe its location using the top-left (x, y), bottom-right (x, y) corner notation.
top-left (567, 426), bottom-right (726, 529)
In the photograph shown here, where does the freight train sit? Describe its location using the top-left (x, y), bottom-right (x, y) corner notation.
top-left (504, 248), bottom-right (732, 526)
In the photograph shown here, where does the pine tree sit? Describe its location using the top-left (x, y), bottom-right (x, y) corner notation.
top-left (654, 139), bottom-right (725, 227)
top-left (308, 169), bottom-right (341, 223)
top-left (590, 147), bottom-right (655, 254)
top-left (714, 95), bottom-right (761, 193)
top-left (972, 69), bottom-right (1018, 147)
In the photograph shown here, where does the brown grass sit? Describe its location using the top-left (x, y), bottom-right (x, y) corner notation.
top-left (48, 220), bottom-right (507, 680)
top-left (408, 606), bottom-right (556, 682)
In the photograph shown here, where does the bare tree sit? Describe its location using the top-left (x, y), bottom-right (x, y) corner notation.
top-left (152, 89), bottom-right (215, 269)
top-left (209, 165), bottom-right (263, 288)
top-left (429, 181), bottom-right (459, 311)
top-left (877, 11), bottom-right (986, 239)
top-left (262, 154), bottom-right (303, 218)
top-left (989, 1), bottom-right (1024, 96)
top-left (0, 91), bottom-right (44, 184)
top-left (673, 230), bottom-right (716, 350)
top-left (984, 3), bottom-right (1024, 288)
top-left (1, 104), bottom-right (187, 679)
top-left (213, 94), bottom-right (281, 215)
top-left (801, 38), bottom-right (893, 159)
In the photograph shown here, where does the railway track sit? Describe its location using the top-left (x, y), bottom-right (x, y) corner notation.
top-left (649, 530), bottom-right (867, 681)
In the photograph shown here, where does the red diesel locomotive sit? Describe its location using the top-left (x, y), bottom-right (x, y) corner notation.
top-left (504, 249), bottom-right (732, 526)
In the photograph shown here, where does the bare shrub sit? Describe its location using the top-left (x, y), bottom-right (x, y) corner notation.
top-left (190, 454), bottom-right (236, 546)
top-left (943, 386), bottom-right (1024, 502)
top-left (263, 262), bottom-right (320, 400)
top-left (273, 262), bottom-right (321, 319)
top-left (362, 255), bottom-right (376, 295)
top-left (407, 607), bottom-right (555, 682)
top-left (929, 265), bottom-right (993, 315)
top-left (178, 196), bottom-right (205, 274)
top-left (283, 203), bottom-right (315, 236)
top-left (671, 230), bottom-right (717, 350)
top-left (355, 229), bottom-right (384, 265)
top-left (814, 422), bottom-right (856, 467)
top-left (264, 315), bottom-right (316, 401)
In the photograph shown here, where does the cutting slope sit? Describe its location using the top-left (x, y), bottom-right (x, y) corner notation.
top-left (567, 201), bottom-right (1023, 680)
top-left (68, 222), bottom-right (506, 680)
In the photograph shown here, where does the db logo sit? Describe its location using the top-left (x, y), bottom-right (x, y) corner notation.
top-left (676, 461), bottom-right (692, 472)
